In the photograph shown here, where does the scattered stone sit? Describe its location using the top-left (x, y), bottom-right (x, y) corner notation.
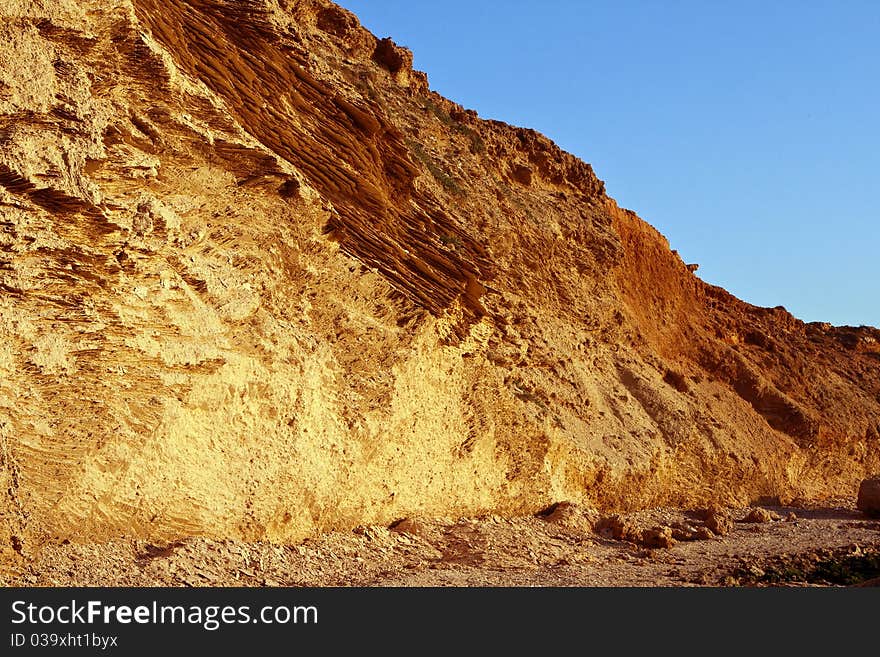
top-left (596, 516), bottom-right (679, 549)
top-left (743, 508), bottom-right (780, 524)
top-left (692, 572), bottom-right (714, 585)
top-left (745, 564), bottom-right (765, 578)
top-left (694, 526), bottom-right (716, 541)
top-left (641, 526), bottom-right (677, 549)
top-left (671, 522), bottom-right (702, 542)
top-left (702, 505), bottom-right (733, 536)
top-left (857, 476), bottom-right (880, 517)
top-left (596, 514), bottom-right (640, 543)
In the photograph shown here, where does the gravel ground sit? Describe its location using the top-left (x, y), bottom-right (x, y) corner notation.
top-left (6, 503), bottom-right (880, 587)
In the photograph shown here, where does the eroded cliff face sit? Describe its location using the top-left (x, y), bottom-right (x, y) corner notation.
top-left (1, 0), bottom-right (878, 572)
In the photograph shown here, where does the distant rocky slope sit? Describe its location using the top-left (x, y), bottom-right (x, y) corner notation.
top-left (1, 0), bottom-right (877, 574)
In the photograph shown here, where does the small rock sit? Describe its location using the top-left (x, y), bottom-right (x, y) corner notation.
top-left (596, 515), bottom-right (678, 548)
top-left (786, 512), bottom-right (798, 522)
top-left (743, 508), bottom-right (779, 524)
top-left (694, 526), bottom-right (715, 541)
top-left (746, 564), bottom-right (765, 578)
top-left (692, 572), bottom-right (714, 586)
top-left (595, 514), bottom-right (640, 542)
top-left (857, 476), bottom-right (880, 517)
top-left (702, 505), bottom-right (733, 536)
top-left (671, 522), bottom-right (701, 541)
top-left (641, 526), bottom-right (676, 549)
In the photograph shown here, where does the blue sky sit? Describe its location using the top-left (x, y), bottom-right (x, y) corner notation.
top-left (336, 1), bottom-right (879, 327)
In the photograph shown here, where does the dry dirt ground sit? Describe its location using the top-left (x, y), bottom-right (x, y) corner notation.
top-left (6, 503), bottom-right (879, 587)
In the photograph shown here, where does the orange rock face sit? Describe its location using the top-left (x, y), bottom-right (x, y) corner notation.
top-left (0, 0), bottom-right (877, 574)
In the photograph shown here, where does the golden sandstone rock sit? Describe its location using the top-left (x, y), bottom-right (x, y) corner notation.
top-left (0, 1), bottom-right (878, 577)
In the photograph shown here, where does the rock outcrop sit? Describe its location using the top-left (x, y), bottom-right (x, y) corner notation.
top-left (857, 477), bottom-right (880, 517)
top-left (1, 0), bottom-right (878, 575)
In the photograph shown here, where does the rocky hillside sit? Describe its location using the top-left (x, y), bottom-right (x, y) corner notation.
top-left (1, 0), bottom-right (878, 573)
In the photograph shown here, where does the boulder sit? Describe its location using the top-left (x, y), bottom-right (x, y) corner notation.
top-left (595, 514), bottom-right (640, 542)
top-left (702, 505), bottom-right (733, 536)
top-left (742, 507), bottom-right (780, 524)
top-left (641, 526), bottom-right (676, 549)
top-left (857, 476), bottom-right (880, 517)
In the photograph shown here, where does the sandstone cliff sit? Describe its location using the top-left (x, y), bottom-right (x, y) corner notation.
top-left (1, 0), bottom-right (877, 573)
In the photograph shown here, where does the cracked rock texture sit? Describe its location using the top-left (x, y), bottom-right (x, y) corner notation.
top-left (1, 0), bottom-right (878, 574)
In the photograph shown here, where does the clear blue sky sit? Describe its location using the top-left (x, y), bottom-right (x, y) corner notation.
top-left (337, 0), bottom-right (879, 328)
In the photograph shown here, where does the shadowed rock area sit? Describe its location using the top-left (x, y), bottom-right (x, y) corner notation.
top-left (0, 0), bottom-right (878, 581)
